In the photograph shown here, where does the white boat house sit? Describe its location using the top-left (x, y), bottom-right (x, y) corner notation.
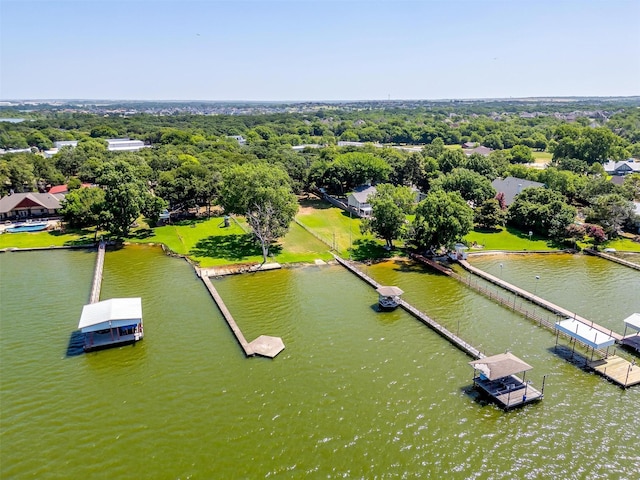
top-left (78, 298), bottom-right (143, 351)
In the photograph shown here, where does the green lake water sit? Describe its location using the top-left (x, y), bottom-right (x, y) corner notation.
top-left (1, 246), bottom-right (638, 479)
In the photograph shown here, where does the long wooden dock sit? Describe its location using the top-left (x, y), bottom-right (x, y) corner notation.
top-left (456, 259), bottom-right (623, 341)
top-left (88, 240), bottom-right (106, 304)
top-left (584, 248), bottom-right (640, 272)
top-left (200, 274), bottom-right (285, 358)
top-left (333, 254), bottom-right (545, 407)
top-left (332, 255), bottom-right (484, 360)
top-left (413, 254), bottom-right (640, 388)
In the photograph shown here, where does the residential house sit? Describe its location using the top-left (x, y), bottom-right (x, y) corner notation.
top-left (347, 185), bottom-right (377, 217)
top-left (464, 145), bottom-right (494, 157)
top-left (0, 192), bottom-right (66, 220)
top-left (491, 176), bottom-right (545, 207)
top-left (602, 160), bottom-right (640, 176)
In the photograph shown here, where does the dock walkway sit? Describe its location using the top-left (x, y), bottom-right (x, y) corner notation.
top-left (456, 259), bottom-right (623, 342)
top-left (332, 255), bottom-right (484, 360)
top-left (200, 274), bottom-right (284, 358)
top-left (332, 254), bottom-right (545, 407)
top-left (584, 249), bottom-right (640, 272)
top-left (88, 241), bottom-right (106, 304)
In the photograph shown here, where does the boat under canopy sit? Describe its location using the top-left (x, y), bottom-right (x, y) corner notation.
top-left (468, 353), bottom-right (543, 409)
top-left (376, 286), bottom-right (404, 311)
top-left (555, 318), bottom-right (616, 350)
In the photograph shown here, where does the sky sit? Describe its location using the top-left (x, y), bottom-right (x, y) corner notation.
top-left (1, 0), bottom-right (639, 101)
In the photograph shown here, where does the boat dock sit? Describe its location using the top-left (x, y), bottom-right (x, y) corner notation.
top-left (199, 273), bottom-right (285, 358)
top-left (588, 356), bottom-right (640, 387)
top-left (332, 255), bottom-right (483, 358)
top-left (88, 240), bottom-right (106, 304)
top-left (410, 254), bottom-right (640, 388)
top-left (456, 259), bottom-right (623, 342)
top-left (332, 254), bottom-right (543, 408)
top-left (584, 248), bottom-right (640, 272)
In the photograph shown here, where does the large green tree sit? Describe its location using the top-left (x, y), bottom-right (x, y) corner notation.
top-left (361, 184), bottom-right (415, 248)
top-left (60, 187), bottom-right (105, 229)
top-left (219, 163), bottom-right (298, 263)
top-left (96, 160), bottom-right (150, 238)
top-left (507, 187), bottom-right (576, 239)
top-left (430, 168), bottom-right (496, 206)
top-left (585, 193), bottom-right (636, 237)
top-left (410, 190), bottom-right (474, 252)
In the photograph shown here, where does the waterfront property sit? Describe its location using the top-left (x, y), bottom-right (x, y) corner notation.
top-left (469, 352), bottom-right (544, 408)
top-left (78, 297), bottom-right (144, 351)
top-left (0, 192), bottom-right (65, 220)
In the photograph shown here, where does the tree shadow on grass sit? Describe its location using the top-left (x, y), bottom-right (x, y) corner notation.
top-left (350, 238), bottom-right (398, 261)
top-left (299, 197), bottom-right (333, 210)
top-left (190, 234), bottom-right (282, 261)
top-left (129, 228), bottom-right (154, 239)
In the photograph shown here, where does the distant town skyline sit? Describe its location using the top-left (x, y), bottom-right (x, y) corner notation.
top-left (1, 0), bottom-right (639, 101)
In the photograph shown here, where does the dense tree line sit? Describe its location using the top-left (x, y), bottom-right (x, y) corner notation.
top-left (1, 100), bottom-right (639, 249)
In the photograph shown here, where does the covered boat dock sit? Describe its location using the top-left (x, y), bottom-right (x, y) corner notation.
top-left (376, 286), bottom-right (404, 311)
top-left (79, 298), bottom-right (143, 351)
top-left (555, 318), bottom-right (639, 387)
top-left (469, 352), bottom-right (544, 409)
top-left (621, 313), bottom-right (640, 352)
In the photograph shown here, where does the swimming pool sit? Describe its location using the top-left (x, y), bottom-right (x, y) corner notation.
top-left (6, 223), bottom-right (49, 233)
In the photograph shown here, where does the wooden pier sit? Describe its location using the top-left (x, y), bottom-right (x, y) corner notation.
top-left (588, 356), bottom-right (640, 388)
top-left (200, 274), bottom-right (285, 358)
top-left (584, 248), bottom-right (640, 272)
top-left (88, 240), bottom-right (106, 304)
top-left (455, 258), bottom-right (622, 342)
top-left (332, 254), bottom-right (484, 359)
top-left (332, 254), bottom-right (544, 408)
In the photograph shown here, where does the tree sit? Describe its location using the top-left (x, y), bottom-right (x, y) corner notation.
top-left (475, 198), bottom-right (506, 230)
top-left (60, 187), bottom-right (105, 228)
top-left (507, 187), bottom-right (576, 238)
top-left (509, 145), bottom-right (533, 164)
top-left (361, 184), bottom-right (414, 248)
top-left (437, 148), bottom-right (467, 173)
top-left (430, 168), bottom-right (496, 206)
top-left (219, 163), bottom-right (297, 263)
top-left (96, 160), bottom-right (149, 238)
top-left (584, 193), bottom-right (636, 237)
top-left (410, 190), bottom-right (474, 251)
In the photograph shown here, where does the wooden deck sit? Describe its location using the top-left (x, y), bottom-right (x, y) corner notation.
top-left (200, 275), bottom-right (285, 358)
top-left (588, 355), bottom-right (640, 388)
top-left (473, 375), bottom-right (543, 409)
top-left (88, 241), bottom-right (106, 304)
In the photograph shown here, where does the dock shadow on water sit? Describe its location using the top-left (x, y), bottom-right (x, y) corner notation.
top-left (548, 344), bottom-right (591, 368)
top-left (66, 330), bottom-right (85, 357)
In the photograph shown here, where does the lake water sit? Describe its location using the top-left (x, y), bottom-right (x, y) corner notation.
top-left (1, 246), bottom-right (638, 478)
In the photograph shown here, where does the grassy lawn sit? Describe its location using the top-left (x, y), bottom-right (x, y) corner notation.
top-left (464, 226), bottom-right (559, 251)
top-left (601, 237), bottom-right (640, 252)
top-left (532, 151), bottom-right (552, 163)
top-left (128, 215), bottom-right (333, 267)
top-left (0, 229), bottom-right (94, 249)
top-left (295, 197), bottom-right (368, 256)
